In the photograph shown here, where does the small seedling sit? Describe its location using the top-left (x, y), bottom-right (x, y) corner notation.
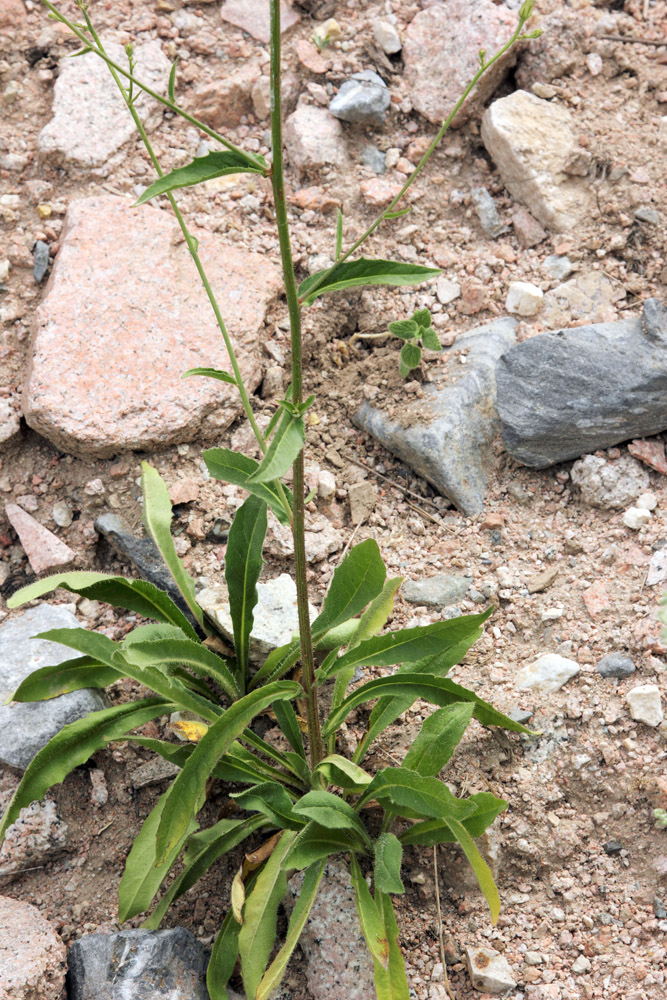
top-left (655, 808), bottom-right (667, 830)
top-left (388, 308), bottom-right (442, 378)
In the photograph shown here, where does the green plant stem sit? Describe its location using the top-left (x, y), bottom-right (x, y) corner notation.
top-left (42, 0), bottom-right (263, 170)
top-left (300, 17), bottom-right (529, 304)
top-left (80, 16), bottom-right (268, 456)
top-left (269, 0), bottom-right (323, 770)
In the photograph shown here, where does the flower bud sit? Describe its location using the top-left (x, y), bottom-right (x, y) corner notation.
top-left (519, 0), bottom-right (535, 22)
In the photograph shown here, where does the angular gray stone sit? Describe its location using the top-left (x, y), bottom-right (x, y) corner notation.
top-left (596, 653), bottom-right (636, 679)
top-left (496, 299), bottom-right (667, 468)
top-left (284, 861), bottom-right (375, 1000)
top-left (465, 945), bottom-right (517, 995)
top-left (39, 41), bottom-right (170, 171)
top-left (0, 795), bottom-right (68, 885)
top-left (353, 317), bottom-right (517, 516)
top-left (67, 929), bottom-right (210, 1000)
top-left (0, 604), bottom-right (108, 771)
top-left (471, 187), bottom-right (508, 239)
top-left (329, 70), bottom-right (391, 125)
top-left (570, 455), bottom-right (649, 511)
top-left (402, 574), bottom-right (472, 608)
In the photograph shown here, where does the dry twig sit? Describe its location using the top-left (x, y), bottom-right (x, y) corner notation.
top-left (599, 33), bottom-right (665, 47)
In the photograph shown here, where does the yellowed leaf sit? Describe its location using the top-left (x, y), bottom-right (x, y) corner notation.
top-left (231, 866), bottom-right (245, 924)
top-left (170, 720), bottom-right (209, 742)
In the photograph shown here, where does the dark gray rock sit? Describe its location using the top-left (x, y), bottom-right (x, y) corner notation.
top-left (402, 574), bottom-right (472, 608)
top-left (329, 70), bottom-right (391, 125)
top-left (596, 653), bottom-right (636, 679)
top-left (496, 299), bottom-right (667, 468)
top-left (67, 928), bottom-right (210, 1000)
top-left (353, 317), bottom-right (517, 515)
top-left (360, 144), bottom-right (386, 174)
top-left (0, 604), bottom-right (108, 771)
top-left (0, 690), bottom-right (108, 771)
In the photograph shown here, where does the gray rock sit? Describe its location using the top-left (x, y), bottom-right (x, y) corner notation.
top-left (544, 254), bottom-right (574, 281)
top-left (635, 206), bottom-right (660, 226)
top-left (360, 144), bottom-right (386, 174)
top-left (465, 945), bottom-right (516, 995)
top-left (33, 240), bottom-right (50, 283)
top-left (0, 604), bottom-right (82, 703)
top-left (570, 455), bottom-right (649, 511)
top-left (471, 187), bottom-right (509, 239)
top-left (285, 861), bottom-right (375, 1000)
top-left (0, 690), bottom-right (108, 771)
top-left (596, 653), bottom-right (636, 679)
top-left (39, 41), bottom-right (170, 171)
top-left (329, 70), bottom-right (391, 125)
top-left (402, 574), bottom-right (472, 608)
top-left (496, 299), bottom-right (667, 468)
top-left (67, 928), bottom-right (210, 1000)
top-left (353, 317), bottom-right (517, 516)
top-left (0, 795), bottom-right (68, 885)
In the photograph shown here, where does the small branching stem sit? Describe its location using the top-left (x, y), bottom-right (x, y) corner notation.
top-left (301, 16), bottom-right (531, 304)
top-left (269, 0), bottom-right (323, 769)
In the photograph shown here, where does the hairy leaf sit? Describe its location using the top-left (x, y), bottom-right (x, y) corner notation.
top-left (446, 816), bottom-right (500, 923)
top-left (360, 766), bottom-right (478, 823)
top-left (402, 702), bottom-right (474, 776)
top-left (420, 327), bottom-right (441, 351)
top-left (314, 755), bottom-right (372, 792)
top-left (350, 853), bottom-right (389, 969)
top-left (0, 698), bottom-right (173, 839)
top-left (335, 208), bottom-right (343, 259)
top-left (399, 792), bottom-right (508, 847)
top-left (388, 320), bottom-right (419, 341)
top-left (135, 150), bottom-right (266, 205)
top-left (6, 571), bottom-right (198, 640)
top-left (182, 366), bottom-right (237, 386)
top-left (121, 636), bottom-right (239, 702)
top-left (256, 859), bottom-right (326, 1000)
top-left (10, 656), bottom-right (122, 702)
top-left (311, 539), bottom-right (386, 642)
top-left (141, 463), bottom-right (204, 626)
top-left (293, 790), bottom-right (370, 846)
top-left (239, 830), bottom-right (296, 1000)
top-left (412, 308), bottom-right (431, 328)
top-left (231, 781), bottom-right (303, 830)
top-left (400, 341), bottom-right (421, 370)
top-left (272, 700), bottom-right (306, 759)
top-left (348, 576), bottom-right (402, 650)
top-left (225, 495), bottom-right (267, 683)
top-left (374, 833), bottom-right (404, 895)
top-left (299, 258), bottom-right (441, 307)
top-left (282, 822), bottom-right (361, 870)
top-left (154, 681), bottom-right (301, 864)
top-left (373, 891), bottom-right (410, 1000)
top-left (203, 448), bottom-right (292, 525)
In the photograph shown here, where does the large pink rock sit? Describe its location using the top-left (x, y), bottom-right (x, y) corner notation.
top-left (403, 0), bottom-right (517, 126)
top-left (221, 0), bottom-right (299, 43)
top-left (23, 197), bottom-right (282, 457)
top-left (5, 503), bottom-right (76, 574)
top-left (0, 895), bottom-right (66, 999)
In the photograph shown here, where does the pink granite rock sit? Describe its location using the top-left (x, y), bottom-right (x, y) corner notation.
top-left (0, 0), bottom-right (27, 32)
top-left (23, 196), bottom-right (282, 457)
top-left (0, 895), bottom-right (66, 1000)
top-left (403, 0), bottom-right (517, 126)
top-left (221, 0), bottom-right (299, 43)
top-left (190, 62), bottom-right (261, 129)
top-left (5, 504), bottom-right (76, 574)
top-left (284, 105), bottom-right (348, 175)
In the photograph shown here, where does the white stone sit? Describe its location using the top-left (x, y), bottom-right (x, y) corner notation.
top-left (197, 574), bottom-right (317, 663)
top-left (572, 954), bottom-right (592, 973)
top-left (465, 946), bottom-right (517, 995)
top-left (506, 281), bottom-right (543, 317)
top-left (541, 607), bottom-right (563, 621)
top-left (623, 506), bottom-right (651, 530)
top-left (0, 398), bottom-right (19, 448)
top-left (373, 20), bottom-right (402, 55)
top-left (627, 684), bottom-right (664, 727)
top-left (646, 547), bottom-right (667, 587)
top-left (436, 278), bottom-right (461, 306)
top-left (571, 454), bottom-right (649, 510)
top-left (317, 469), bottom-right (336, 499)
top-left (586, 52), bottom-right (603, 76)
top-left (0, 259), bottom-right (8, 281)
top-left (284, 105), bottom-right (348, 175)
top-left (516, 653), bottom-right (580, 694)
top-left (481, 90), bottom-right (594, 232)
top-left (39, 41), bottom-right (170, 171)
top-left (637, 492), bottom-right (658, 511)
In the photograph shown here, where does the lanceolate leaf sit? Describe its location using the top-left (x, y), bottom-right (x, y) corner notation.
top-left (135, 150), bottom-right (267, 205)
top-left (282, 822), bottom-right (362, 870)
top-left (314, 755), bottom-right (372, 792)
top-left (292, 790), bottom-right (370, 846)
top-left (402, 702), bottom-right (474, 776)
top-left (6, 571), bottom-right (198, 640)
top-left (121, 637), bottom-right (240, 701)
top-left (298, 258), bottom-right (441, 307)
top-left (225, 495), bottom-right (267, 683)
top-left (239, 830), bottom-right (296, 1000)
top-left (373, 833), bottom-right (404, 895)
top-left (118, 788), bottom-right (200, 922)
top-left (349, 576), bottom-right (403, 650)
top-left (335, 208), bottom-right (343, 259)
top-left (399, 792), bottom-right (508, 847)
top-left (311, 539), bottom-right (386, 642)
top-left (231, 781), bottom-right (303, 830)
top-left (10, 656), bottom-right (122, 702)
top-left (154, 681), bottom-right (301, 864)
top-left (203, 448), bottom-right (292, 525)
top-left (272, 700), bottom-right (306, 759)
top-left (141, 463), bottom-right (204, 626)
top-left (182, 366), bottom-right (237, 386)
top-left (207, 870), bottom-right (260, 1000)
top-left (256, 859), bottom-right (326, 1000)
top-left (373, 891), bottom-right (411, 1000)
top-left (446, 816), bottom-right (500, 924)
top-left (168, 57), bottom-right (178, 102)
top-left (350, 853), bottom-right (389, 969)
top-left (361, 767), bottom-right (477, 823)
top-left (320, 612), bottom-right (492, 681)
top-left (248, 410), bottom-right (305, 484)
top-left (0, 698), bottom-right (173, 839)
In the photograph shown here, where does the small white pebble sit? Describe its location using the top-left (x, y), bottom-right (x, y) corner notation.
top-left (622, 506), bottom-right (651, 530)
top-left (572, 955), bottom-right (592, 973)
top-left (506, 281), bottom-right (543, 317)
top-left (636, 491), bottom-right (658, 511)
top-left (585, 52), bottom-right (603, 76)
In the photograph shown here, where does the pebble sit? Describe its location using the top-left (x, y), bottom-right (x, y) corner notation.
top-left (516, 653), bottom-right (580, 695)
top-left (402, 574), bottom-right (472, 608)
top-left (596, 653), bottom-right (636, 679)
top-left (360, 144), bottom-right (386, 174)
top-left (359, 178), bottom-right (403, 207)
top-left (0, 895), bottom-right (66, 999)
top-left (51, 500), bottom-right (73, 528)
top-left (543, 270), bottom-right (624, 329)
top-left (482, 90), bottom-right (593, 232)
top-left (436, 278), bottom-right (461, 306)
top-left (25, 197), bottom-right (280, 457)
top-left (0, 398), bottom-right (20, 448)
top-left (572, 954), bottom-right (592, 973)
top-left (646, 547), bottom-right (667, 586)
top-left (285, 105), bottom-right (349, 174)
top-left (627, 684), bottom-right (664, 727)
top-left (373, 20), bottom-right (402, 55)
top-left (67, 928), bottom-right (210, 1000)
top-left (329, 70), bottom-right (391, 126)
top-left (220, 0), bottom-right (299, 43)
top-left (0, 795), bottom-right (68, 884)
top-left (5, 502), bottom-right (76, 574)
top-left (512, 205), bottom-right (548, 248)
top-left (570, 455), bottom-right (649, 510)
top-left (628, 437), bottom-right (667, 476)
top-left (33, 240), bottom-right (50, 283)
top-left (506, 281), bottom-right (544, 317)
top-left (623, 507), bottom-right (651, 530)
top-left (471, 187), bottom-right (508, 239)
top-left (637, 491), bottom-right (658, 511)
top-left (465, 945), bottom-right (517, 995)
top-left (544, 254), bottom-right (574, 281)
top-left (191, 63), bottom-right (260, 130)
